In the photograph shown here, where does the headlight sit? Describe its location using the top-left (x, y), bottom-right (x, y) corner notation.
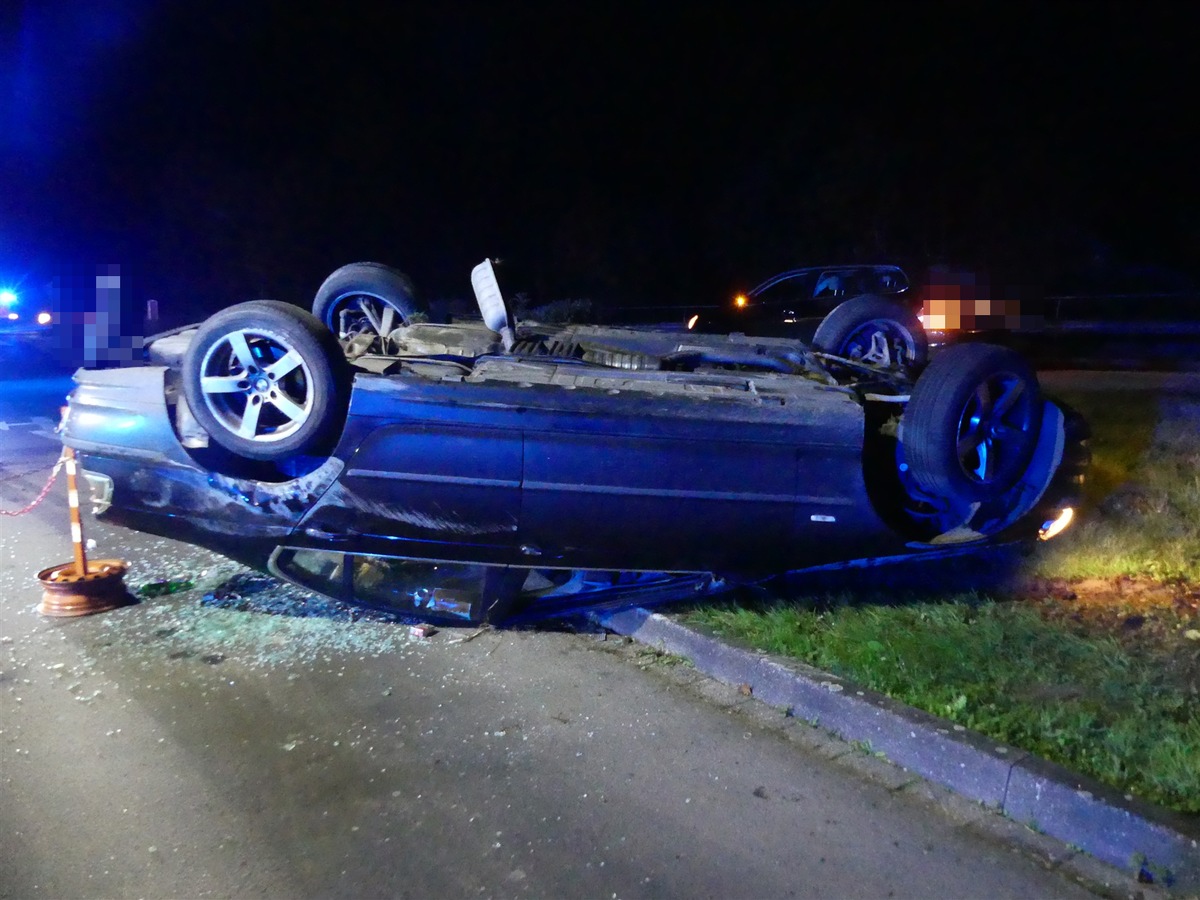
top-left (1038, 507), bottom-right (1074, 541)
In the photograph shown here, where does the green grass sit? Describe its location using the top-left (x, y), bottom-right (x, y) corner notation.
top-left (689, 597), bottom-right (1200, 813)
top-left (683, 385), bottom-right (1200, 813)
top-left (1033, 389), bottom-right (1200, 581)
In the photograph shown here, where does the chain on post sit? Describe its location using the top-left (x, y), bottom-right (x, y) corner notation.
top-left (0, 451), bottom-right (68, 517)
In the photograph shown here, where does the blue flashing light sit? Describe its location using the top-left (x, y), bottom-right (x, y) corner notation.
top-left (0, 289), bottom-right (17, 307)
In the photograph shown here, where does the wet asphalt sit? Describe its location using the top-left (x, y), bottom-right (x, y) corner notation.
top-left (0, 372), bottom-right (1154, 899)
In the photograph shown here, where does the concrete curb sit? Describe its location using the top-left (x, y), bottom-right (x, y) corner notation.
top-left (595, 607), bottom-right (1200, 891)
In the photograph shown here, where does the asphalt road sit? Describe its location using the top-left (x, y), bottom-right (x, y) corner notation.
top-left (0, 371), bottom-right (1146, 899)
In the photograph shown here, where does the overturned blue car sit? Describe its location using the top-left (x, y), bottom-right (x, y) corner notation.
top-left (61, 260), bottom-right (1086, 625)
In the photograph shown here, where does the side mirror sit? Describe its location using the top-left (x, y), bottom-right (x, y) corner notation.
top-left (470, 259), bottom-right (515, 352)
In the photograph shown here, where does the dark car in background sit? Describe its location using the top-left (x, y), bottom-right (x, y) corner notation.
top-left (688, 264), bottom-right (913, 340)
top-left (687, 264), bottom-right (929, 373)
top-left (690, 262), bottom-right (1200, 371)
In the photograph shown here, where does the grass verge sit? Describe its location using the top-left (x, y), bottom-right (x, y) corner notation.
top-left (685, 383), bottom-right (1200, 813)
top-left (1035, 388), bottom-right (1200, 581)
top-left (689, 597), bottom-right (1199, 812)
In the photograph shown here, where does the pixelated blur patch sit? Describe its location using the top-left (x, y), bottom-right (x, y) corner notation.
top-left (44, 263), bottom-right (146, 367)
top-left (918, 267), bottom-right (1034, 332)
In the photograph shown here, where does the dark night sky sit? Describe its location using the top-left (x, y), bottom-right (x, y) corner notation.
top-left (2, 1), bottom-right (1199, 318)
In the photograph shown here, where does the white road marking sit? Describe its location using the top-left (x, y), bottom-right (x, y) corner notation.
top-left (0, 416), bottom-right (59, 441)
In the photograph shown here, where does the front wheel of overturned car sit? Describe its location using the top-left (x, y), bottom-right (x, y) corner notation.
top-left (313, 261), bottom-right (423, 340)
top-left (812, 294), bottom-right (928, 372)
top-left (182, 300), bottom-right (350, 462)
top-left (903, 343), bottom-right (1043, 503)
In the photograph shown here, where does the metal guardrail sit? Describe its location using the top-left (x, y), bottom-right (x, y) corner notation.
top-left (1050, 320), bottom-right (1200, 335)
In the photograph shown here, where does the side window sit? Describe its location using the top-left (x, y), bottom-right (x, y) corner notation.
top-left (271, 548), bottom-right (487, 620)
top-left (272, 547), bottom-right (352, 598)
top-left (872, 270), bottom-right (909, 294)
top-left (354, 557), bottom-right (486, 620)
top-left (812, 272), bottom-right (844, 298)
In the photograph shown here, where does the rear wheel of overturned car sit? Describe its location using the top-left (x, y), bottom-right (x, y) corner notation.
top-left (903, 343), bottom-right (1043, 503)
top-left (182, 300), bottom-right (350, 462)
top-left (312, 261), bottom-right (423, 340)
top-left (812, 294), bottom-right (929, 371)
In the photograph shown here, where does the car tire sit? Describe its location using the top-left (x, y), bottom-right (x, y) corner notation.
top-left (812, 294), bottom-right (928, 371)
top-left (903, 343), bottom-right (1043, 502)
top-left (313, 262), bottom-right (423, 339)
top-left (182, 300), bottom-right (350, 462)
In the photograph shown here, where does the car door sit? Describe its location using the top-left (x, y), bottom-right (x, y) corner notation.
top-left (293, 382), bottom-right (525, 566)
top-left (518, 400), bottom-right (801, 573)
